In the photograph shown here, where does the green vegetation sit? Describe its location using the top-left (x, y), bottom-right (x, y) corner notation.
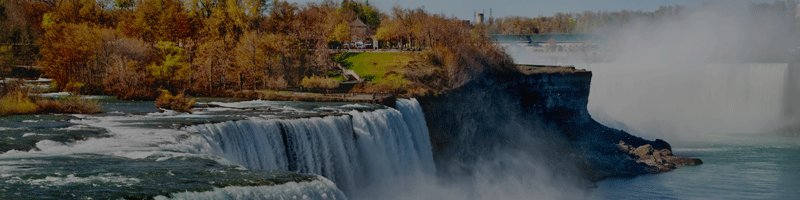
top-left (0, 91), bottom-right (39, 116)
top-left (0, 0), bottom-right (515, 102)
top-left (0, 80), bottom-right (102, 116)
top-left (373, 73), bottom-right (409, 94)
top-left (301, 76), bottom-right (341, 94)
top-left (335, 52), bottom-right (415, 81)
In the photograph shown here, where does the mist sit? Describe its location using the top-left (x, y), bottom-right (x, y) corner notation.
top-left (507, 1), bottom-right (797, 143)
top-left (352, 96), bottom-right (594, 200)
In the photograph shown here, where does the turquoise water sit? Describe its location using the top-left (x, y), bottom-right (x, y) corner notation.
top-left (0, 99), bottom-right (383, 199)
top-left (595, 135), bottom-right (800, 199)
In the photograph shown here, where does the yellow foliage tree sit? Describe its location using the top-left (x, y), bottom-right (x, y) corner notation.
top-left (329, 21), bottom-right (351, 43)
top-left (146, 41), bottom-right (190, 91)
top-left (234, 31), bottom-right (286, 90)
top-left (39, 21), bottom-right (104, 93)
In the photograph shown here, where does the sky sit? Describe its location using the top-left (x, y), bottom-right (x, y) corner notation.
top-left (286, 0), bottom-right (779, 20)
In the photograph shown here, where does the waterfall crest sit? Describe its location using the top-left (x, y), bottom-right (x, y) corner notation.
top-left (187, 99), bottom-right (435, 194)
top-left (155, 176), bottom-right (346, 200)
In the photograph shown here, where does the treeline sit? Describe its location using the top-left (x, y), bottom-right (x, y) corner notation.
top-left (0, 0), bottom-right (511, 98)
top-left (486, 1), bottom-right (800, 35)
top-left (0, 0), bottom-right (381, 98)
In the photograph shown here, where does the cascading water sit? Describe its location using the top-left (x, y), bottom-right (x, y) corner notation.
top-left (185, 99), bottom-right (436, 195)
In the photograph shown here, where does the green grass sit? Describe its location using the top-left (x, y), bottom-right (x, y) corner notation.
top-left (335, 52), bottom-right (415, 82)
top-left (327, 71), bottom-right (347, 82)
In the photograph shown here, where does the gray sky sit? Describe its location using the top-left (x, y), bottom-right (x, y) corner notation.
top-left (286, 0), bottom-right (779, 20)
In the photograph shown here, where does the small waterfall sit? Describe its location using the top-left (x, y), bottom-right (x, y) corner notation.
top-left (187, 99), bottom-right (435, 194)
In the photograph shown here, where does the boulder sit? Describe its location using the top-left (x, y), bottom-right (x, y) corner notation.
top-left (632, 144), bottom-right (654, 157)
top-left (617, 140), bottom-right (634, 153)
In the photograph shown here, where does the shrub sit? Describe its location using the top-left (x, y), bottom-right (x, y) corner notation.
top-left (0, 91), bottom-right (39, 116)
top-left (374, 73), bottom-right (409, 94)
top-left (264, 77), bottom-right (289, 90)
top-left (1, 79), bottom-right (101, 116)
top-left (35, 96), bottom-right (102, 114)
top-left (155, 90), bottom-right (195, 113)
top-left (301, 76), bottom-right (340, 94)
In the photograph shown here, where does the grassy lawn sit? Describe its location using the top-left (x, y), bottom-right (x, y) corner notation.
top-left (334, 52), bottom-right (415, 81)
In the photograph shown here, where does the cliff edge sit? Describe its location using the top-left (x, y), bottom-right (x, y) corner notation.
top-left (417, 65), bottom-right (701, 181)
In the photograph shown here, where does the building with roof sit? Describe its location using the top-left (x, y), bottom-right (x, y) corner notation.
top-left (350, 18), bottom-right (369, 43)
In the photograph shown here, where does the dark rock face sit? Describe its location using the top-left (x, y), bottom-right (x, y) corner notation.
top-left (417, 68), bottom-right (701, 181)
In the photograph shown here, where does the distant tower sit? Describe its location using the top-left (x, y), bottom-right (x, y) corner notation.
top-left (477, 13), bottom-right (484, 24)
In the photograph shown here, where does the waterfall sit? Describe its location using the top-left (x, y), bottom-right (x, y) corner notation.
top-left (186, 99), bottom-right (435, 194)
top-left (585, 63), bottom-right (788, 141)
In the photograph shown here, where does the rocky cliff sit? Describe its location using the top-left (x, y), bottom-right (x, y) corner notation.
top-left (417, 65), bottom-right (701, 181)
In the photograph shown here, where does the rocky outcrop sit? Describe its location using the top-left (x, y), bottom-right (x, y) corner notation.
top-left (417, 66), bottom-right (702, 181)
top-left (618, 141), bottom-right (703, 173)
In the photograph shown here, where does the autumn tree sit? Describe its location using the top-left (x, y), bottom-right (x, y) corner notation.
top-left (233, 31), bottom-right (286, 90)
top-left (192, 37), bottom-right (232, 94)
top-left (147, 41), bottom-right (190, 92)
top-left (264, 0), bottom-right (298, 34)
top-left (340, 0), bottom-right (380, 28)
top-left (119, 0), bottom-right (197, 43)
top-left (329, 21), bottom-right (350, 43)
top-left (374, 15), bottom-right (405, 48)
top-left (0, 2), bottom-right (17, 76)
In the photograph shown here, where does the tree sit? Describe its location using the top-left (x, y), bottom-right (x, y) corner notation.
top-left (39, 20), bottom-right (104, 93)
top-left (329, 21), bottom-right (350, 42)
top-left (234, 31), bottom-right (285, 90)
top-left (265, 0), bottom-right (298, 34)
top-left (339, 0), bottom-right (380, 29)
top-left (192, 38), bottom-right (231, 94)
top-left (146, 41), bottom-right (190, 92)
top-left (120, 0), bottom-right (197, 42)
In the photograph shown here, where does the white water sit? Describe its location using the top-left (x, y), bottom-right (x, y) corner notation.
top-left (582, 63), bottom-right (789, 142)
top-left (155, 177), bottom-right (346, 200)
top-left (183, 99), bottom-right (436, 194)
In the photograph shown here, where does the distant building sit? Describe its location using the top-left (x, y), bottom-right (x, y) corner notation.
top-left (458, 20), bottom-right (473, 29)
top-left (350, 18), bottom-right (369, 43)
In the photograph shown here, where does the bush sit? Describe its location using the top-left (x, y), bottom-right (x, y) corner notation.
top-left (264, 77), bottom-right (289, 90)
top-left (35, 96), bottom-right (102, 114)
top-left (374, 73), bottom-right (409, 94)
top-left (301, 76), bottom-right (340, 94)
top-left (155, 90), bottom-right (195, 113)
top-left (0, 91), bottom-right (39, 116)
top-left (0, 90), bottom-right (101, 116)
